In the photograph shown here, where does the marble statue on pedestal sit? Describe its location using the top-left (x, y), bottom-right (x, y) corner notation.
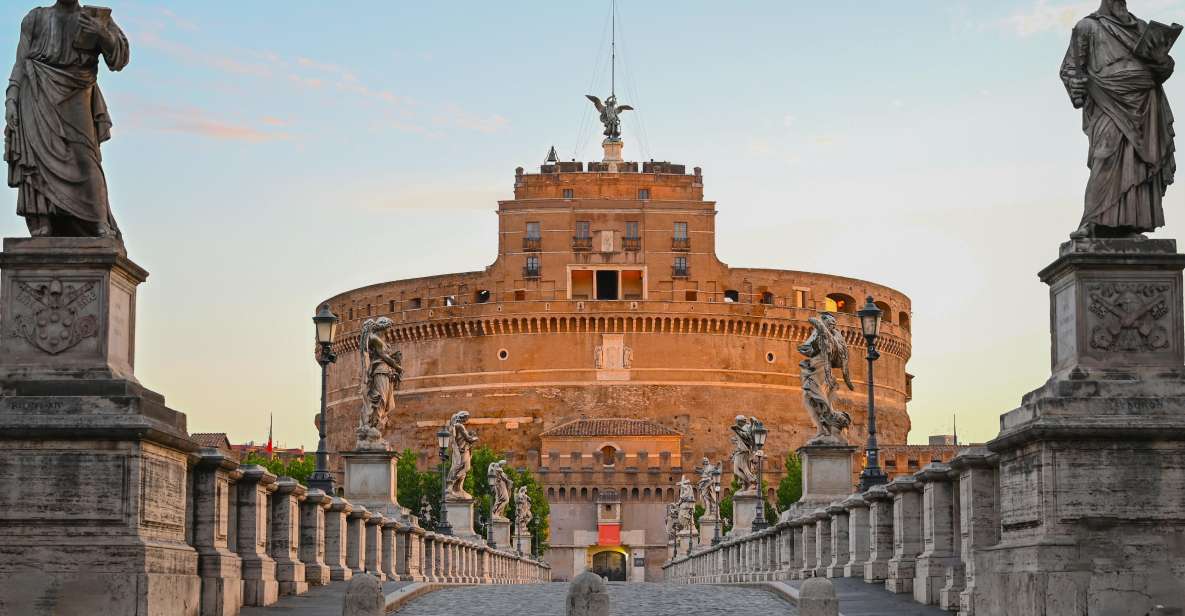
top-left (676, 476), bottom-right (697, 537)
top-left (1061, 0), bottom-right (1179, 239)
top-left (357, 317), bottom-right (401, 450)
top-left (419, 495), bottom-right (432, 529)
top-left (445, 411), bottom-right (478, 500)
top-left (6, 1), bottom-right (129, 239)
top-left (488, 459), bottom-right (513, 520)
top-left (664, 503), bottom-right (679, 543)
top-left (514, 485), bottom-right (532, 530)
top-left (798, 313), bottom-right (853, 444)
top-left (695, 457), bottom-right (721, 517)
top-left (729, 415), bottom-right (763, 495)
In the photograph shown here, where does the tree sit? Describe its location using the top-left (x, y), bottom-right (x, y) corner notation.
top-left (396, 449), bottom-right (442, 530)
top-left (240, 452), bottom-right (316, 486)
top-left (776, 451), bottom-right (803, 512)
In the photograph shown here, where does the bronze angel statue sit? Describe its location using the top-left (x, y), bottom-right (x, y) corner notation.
top-left (585, 93), bottom-right (633, 141)
top-left (357, 317), bottom-right (402, 450)
top-left (797, 312), bottom-right (854, 444)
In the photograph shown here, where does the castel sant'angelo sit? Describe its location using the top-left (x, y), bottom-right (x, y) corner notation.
top-left (318, 92), bottom-right (943, 580)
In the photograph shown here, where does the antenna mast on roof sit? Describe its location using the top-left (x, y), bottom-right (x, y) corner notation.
top-left (611, 0), bottom-right (616, 99)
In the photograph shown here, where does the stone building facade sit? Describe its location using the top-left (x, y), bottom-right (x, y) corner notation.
top-left (318, 148), bottom-right (916, 579)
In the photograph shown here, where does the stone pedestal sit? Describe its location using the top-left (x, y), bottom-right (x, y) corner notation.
top-left (191, 449), bottom-right (242, 616)
top-left (841, 495), bottom-right (871, 578)
top-left (299, 488), bottom-right (333, 586)
top-left (884, 477), bottom-right (921, 595)
top-left (444, 497), bottom-right (479, 540)
top-left (0, 238), bottom-right (202, 615)
top-left (325, 497), bottom-right (353, 581)
top-left (271, 477), bottom-right (308, 596)
top-left (346, 507), bottom-right (371, 575)
top-left (977, 238), bottom-right (1185, 616)
top-left (513, 532), bottom-right (534, 557)
top-left (237, 466), bottom-right (279, 607)
top-left (789, 444), bottom-right (857, 516)
top-left (697, 513), bottom-right (720, 548)
top-left (913, 464), bottom-right (959, 606)
top-left (489, 517), bottom-right (511, 549)
top-left (341, 449), bottom-right (401, 518)
top-left (862, 485), bottom-right (894, 583)
top-left (728, 493), bottom-right (761, 538)
top-left (602, 138), bottom-right (624, 171)
top-left (824, 503), bottom-right (850, 578)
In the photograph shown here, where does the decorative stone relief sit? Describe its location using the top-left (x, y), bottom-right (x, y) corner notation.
top-left (1086, 282), bottom-right (1171, 353)
top-left (7, 278), bottom-right (100, 354)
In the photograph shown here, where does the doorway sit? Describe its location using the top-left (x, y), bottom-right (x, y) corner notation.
top-left (591, 550), bottom-right (627, 581)
top-left (596, 270), bottom-right (619, 300)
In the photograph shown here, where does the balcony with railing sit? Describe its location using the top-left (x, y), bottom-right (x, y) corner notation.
top-left (623, 237), bottom-right (642, 252)
top-left (672, 264), bottom-right (690, 278)
top-left (672, 237), bottom-right (690, 252)
top-left (523, 237), bottom-right (542, 252)
top-left (571, 236), bottom-right (592, 251)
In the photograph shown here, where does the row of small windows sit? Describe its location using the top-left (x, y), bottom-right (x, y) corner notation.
top-left (524, 221), bottom-right (671, 241)
top-left (561, 188), bottom-right (650, 200)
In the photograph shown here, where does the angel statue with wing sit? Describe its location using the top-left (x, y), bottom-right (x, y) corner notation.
top-left (730, 416), bottom-right (763, 496)
top-left (797, 312), bottom-right (854, 444)
top-left (585, 93), bottom-right (634, 141)
top-left (357, 317), bottom-right (402, 450)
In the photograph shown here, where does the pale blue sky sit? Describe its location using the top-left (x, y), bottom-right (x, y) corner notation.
top-left (4, 0), bottom-right (1184, 448)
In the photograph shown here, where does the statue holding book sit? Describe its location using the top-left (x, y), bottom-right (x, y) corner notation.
top-left (1061, 0), bottom-right (1181, 239)
top-left (6, 2), bottom-right (129, 240)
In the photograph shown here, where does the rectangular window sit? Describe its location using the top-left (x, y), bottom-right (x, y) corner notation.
top-left (625, 221), bottom-right (639, 239)
top-left (526, 255), bottom-right (540, 270)
top-left (673, 222), bottom-right (688, 240)
top-left (685, 289), bottom-right (698, 301)
top-left (673, 256), bottom-right (689, 278)
top-left (575, 221), bottom-right (591, 239)
top-left (562, 188), bottom-right (574, 199)
top-left (526, 222), bottom-right (541, 239)
top-left (794, 289), bottom-right (808, 308)
top-left (638, 188), bottom-right (650, 200)
top-left (408, 298), bottom-right (422, 310)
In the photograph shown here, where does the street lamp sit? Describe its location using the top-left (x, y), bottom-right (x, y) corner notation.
top-left (307, 304), bottom-right (339, 495)
top-left (751, 420), bottom-right (769, 532)
top-left (857, 296), bottom-right (889, 492)
top-left (436, 426), bottom-right (454, 536)
top-left (711, 468), bottom-right (722, 546)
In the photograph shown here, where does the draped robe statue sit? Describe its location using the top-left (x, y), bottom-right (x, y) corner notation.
top-left (6, 1), bottom-right (129, 239)
top-left (676, 475), bottom-right (697, 537)
top-left (445, 411), bottom-right (479, 500)
top-left (798, 313), bottom-right (854, 444)
top-left (514, 485), bottom-right (532, 531)
top-left (1061, 0), bottom-right (1177, 238)
top-left (729, 416), bottom-right (762, 495)
top-left (695, 457), bottom-right (721, 517)
top-left (487, 459), bottom-right (513, 521)
top-left (357, 317), bottom-right (401, 450)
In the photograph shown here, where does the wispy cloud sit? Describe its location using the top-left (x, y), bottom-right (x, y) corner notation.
top-left (1002, 0), bottom-right (1185, 36)
top-left (127, 103), bottom-right (291, 143)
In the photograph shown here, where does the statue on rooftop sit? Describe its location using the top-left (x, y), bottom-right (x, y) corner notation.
top-left (6, 1), bottom-right (130, 240)
top-left (357, 317), bottom-right (401, 450)
top-left (1061, 0), bottom-right (1180, 238)
top-left (445, 410), bottom-right (479, 500)
top-left (488, 459), bottom-right (513, 521)
top-left (729, 415), bottom-right (763, 495)
top-left (798, 313), bottom-right (854, 445)
top-left (585, 93), bottom-right (633, 142)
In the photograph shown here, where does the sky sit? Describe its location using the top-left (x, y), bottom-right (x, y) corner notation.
top-left (4, 0), bottom-right (1185, 448)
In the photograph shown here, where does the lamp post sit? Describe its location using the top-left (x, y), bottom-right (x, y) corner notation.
top-left (516, 518), bottom-right (524, 556)
top-left (857, 296), bottom-right (889, 492)
top-left (436, 426), bottom-right (454, 536)
top-left (307, 304), bottom-right (339, 495)
top-left (751, 420), bottom-right (769, 532)
top-left (711, 468), bottom-right (722, 546)
top-left (482, 511), bottom-right (494, 549)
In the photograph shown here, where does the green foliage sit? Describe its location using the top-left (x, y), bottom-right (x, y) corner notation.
top-left (396, 449), bottom-right (442, 530)
top-left (241, 452), bottom-right (315, 486)
top-left (777, 451), bottom-right (803, 512)
top-left (506, 464), bottom-right (550, 556)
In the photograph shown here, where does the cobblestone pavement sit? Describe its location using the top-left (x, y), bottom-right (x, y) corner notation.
top-left (788, 578), bottom-right (950, 616)
top-left (393, 582), bottom-right (796, 616)
top-left (239, 579), bottom-right (411, 616)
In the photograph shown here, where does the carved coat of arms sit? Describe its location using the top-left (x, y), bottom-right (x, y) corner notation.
top-left (9, 278), bottom-right (100, 354)
top-left (1087, 282), bottom-right (1171, 353)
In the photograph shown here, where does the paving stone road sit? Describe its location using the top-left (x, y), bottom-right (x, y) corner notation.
top-left (392, 582), bottom-right (796, 616)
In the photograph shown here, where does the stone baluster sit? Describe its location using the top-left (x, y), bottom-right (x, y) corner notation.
top-left (799, 515), bottom-right (817, 579)
top-left (381, 518), bottom-right (400, 581)
top-left (346, 506), bottom-right (371, 575)
top-left (914, 463), bottom-right (961, 606)
top-left (776, 523), bottom-right (792, 575)
top-left (950, 448), bottom-right (999, 616)
top-left (862, 484), bottom-right (893, 583)
top-left (324, 497), bottom-right (353, 581)
top-left (270, 477), bottom-right (307, 596)
top-left (825, 502), bottom-right (850, 578)
top-left (299, 488), bottom-right (332, 586)
top-left (236, 465), bottom-right (279, 607)
top-left (885, 476), bottom-right (923, 594)
top-left (788, 518), bottom-right (805, 579)
top-left (191, 448), bottom-right (243, 616)
top-left (842, 494), bottom-right (871, 578)
top-left (364, 513), bottom-right (385, 579)
top-left (422, 534), bottom-right (436, 583)
top-left (813, 509), bottom-right (832, 578)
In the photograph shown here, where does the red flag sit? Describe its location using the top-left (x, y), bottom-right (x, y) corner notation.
top-left (265, 413), bottom-right (274, 455)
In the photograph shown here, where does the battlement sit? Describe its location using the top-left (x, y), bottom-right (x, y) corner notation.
top-left (512, 162), bottom-right (704, 201)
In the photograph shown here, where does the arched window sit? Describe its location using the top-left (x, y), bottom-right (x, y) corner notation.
top-left (875, 301), bottom-right (892, 323)
top-left (899, 311), bottom-right (911, 332)
top-left (760, 291), bottom-right (774, 305)
top-left (825, 293), bottom-right (856, 313)
top-left (601, 445), bottom-right (617, 466)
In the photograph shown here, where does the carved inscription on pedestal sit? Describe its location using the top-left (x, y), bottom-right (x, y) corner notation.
top-left (0, 451), bottom-right (127, 524)
top-left (7, 277), bottom-right (100, 354)
top-left (140, 451), bottom-right (187, 534)
top-left (1085, 282), bottom-right (1171, 353)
